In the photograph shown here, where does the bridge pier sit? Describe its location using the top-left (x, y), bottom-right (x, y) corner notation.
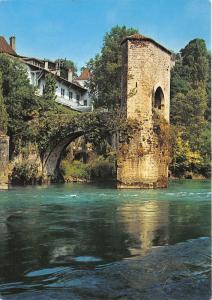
top-left (117, 34), bottom-right (174, 189)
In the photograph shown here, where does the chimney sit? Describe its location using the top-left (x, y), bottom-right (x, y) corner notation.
top-left (68, 69), bottom-right (73, 82)
top-left (9, 36), bottom-right (16, 51)
top-left (44, 60), bottom-right (49, 70)
top-left (56, 69), bottom-right (60, 76)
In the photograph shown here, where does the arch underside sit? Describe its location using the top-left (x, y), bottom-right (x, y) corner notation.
top-left (43, 131), bottom-right (84, 181)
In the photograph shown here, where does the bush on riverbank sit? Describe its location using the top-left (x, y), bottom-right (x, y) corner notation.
top-left (60, 160), bottom-right (89, 181)
top-left (170, 39), bottom-right (211, 179)
top-left (170, 130), bottom-right (211, 179)
top-left (88, 156), bottom-right (116, 181)
top-left (10, 162), bottom-right (41, 185)
top-left (60, 156), bottom-right (116, 182)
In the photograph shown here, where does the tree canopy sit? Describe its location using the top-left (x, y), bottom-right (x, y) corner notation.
top-left (86, 25), bottom-right (138, 110)
top-left (0, 54), bottom-right (40, 151)
top-left (180, 39), bottom-right (209, 87)
top-left (0, 71), bottom-right (8, 134)
top-left (170, 38), bottom-right (210, 177)
top-left (55, 58), bottom-right (78, 78)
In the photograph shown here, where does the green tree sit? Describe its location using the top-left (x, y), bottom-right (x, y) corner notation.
top-left (180, 39), bottom-right (209, 87)
top-left (0, 54), bottom-right (41, 155)
top-left (170, 131), bottom-right (202, 178)
top-left (170, 38), bottom-right (210, 178)
top-left (171, 39), bottom-right (209, 99)
top-left (0, 71), bottom-right (8, 134)
top-left (43, 73), bottom-right (57, 101)
top-left (55, 59), bottom-right (77, 78)
top-left (39, 73), bottom-right (57, 113)
top-left (86, 25), bottom-right (138, 110)
top-left (170, 54), bottom-right (191, 99)
top-left (205, 51), bottom-right (211, 121)
top-left (171, 86), bottom-right (207, 127)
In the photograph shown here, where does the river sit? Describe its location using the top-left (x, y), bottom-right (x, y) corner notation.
top-left (0, 180), bottom-right (211, 299)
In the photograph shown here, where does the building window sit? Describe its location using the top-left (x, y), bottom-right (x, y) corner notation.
top-left (84, 99), bottom-right (87, 106)
top-left (69, 91), bottom-right (73, 100)
top-left (76, 94), bottom-right (80, 103)
top-left (61, 88), bottom-right (65, 97)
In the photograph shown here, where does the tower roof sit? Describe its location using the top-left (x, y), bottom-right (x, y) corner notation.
top-left (121, 33), bottom-right (172, 55)
top-left (0, 36), bottom-right (17, 56)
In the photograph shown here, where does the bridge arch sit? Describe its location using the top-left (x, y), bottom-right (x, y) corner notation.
top-left (42, 130), bottom-right (84, 182)
top-left (41, 112), bottom-right (114, 183)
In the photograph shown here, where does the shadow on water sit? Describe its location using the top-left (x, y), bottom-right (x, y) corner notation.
top-left (0, 180), bottom-right (210, 298)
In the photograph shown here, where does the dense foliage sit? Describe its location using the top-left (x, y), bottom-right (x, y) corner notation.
top-left (10, 161), bottom-right (40, 185)
top-left (55, 58), bottom-right (78, 78)
top-left (0, 54), bottom-right (40, 154)
top-left (60, 156), bottom-right (116, 182)
top-left (170, 39), bottom-right (210, 177)
top-left (0, 71), bottom-right (8, 134)
top-left (86, 25), bottom-right (138, 109)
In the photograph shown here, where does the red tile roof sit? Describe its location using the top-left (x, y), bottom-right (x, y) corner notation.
top-left (77, 69), bottom-right (91, 80)
top-left (0, 36), bottom-right (17, 56)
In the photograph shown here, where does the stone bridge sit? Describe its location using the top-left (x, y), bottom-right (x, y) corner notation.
top-left (0, 33), bottom-right (173, 189)
top-left (41, 111), bottom-right (114, 182)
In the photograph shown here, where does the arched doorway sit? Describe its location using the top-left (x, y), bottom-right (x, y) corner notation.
top-left (154, 87), bottom-right (164, 110)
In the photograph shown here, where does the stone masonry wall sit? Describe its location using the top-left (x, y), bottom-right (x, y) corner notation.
top-left (117, 38), bottom-right (172, 188)
top-left (0, 134), bottom-right (9, 188)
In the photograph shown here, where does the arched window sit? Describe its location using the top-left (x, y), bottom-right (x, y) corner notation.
top-left (154, 87), bottom-right (164, 110)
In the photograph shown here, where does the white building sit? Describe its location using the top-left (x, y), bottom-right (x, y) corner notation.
top-left (0, 36), bottom-right (92, 112)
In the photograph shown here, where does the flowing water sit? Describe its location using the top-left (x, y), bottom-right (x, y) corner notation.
top-left (0, 180), bottom-right (211, 299)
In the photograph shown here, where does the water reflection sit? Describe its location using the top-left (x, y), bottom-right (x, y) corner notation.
top-left (0, 181), bottom-right (210, 292)
top-left (118, 200), bottom-right (169, 254)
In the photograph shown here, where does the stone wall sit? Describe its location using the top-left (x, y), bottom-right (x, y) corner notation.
top-left (117, 37), bottom-right (172, 188)
top-left (0, 134), bottom-right (9, 188)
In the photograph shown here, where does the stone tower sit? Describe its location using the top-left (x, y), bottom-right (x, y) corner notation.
top-left (117, 34), bottom-right (174, 188)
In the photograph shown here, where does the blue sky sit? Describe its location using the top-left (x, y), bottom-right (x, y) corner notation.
top-left (0, 0), bottom-right (210, 71)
